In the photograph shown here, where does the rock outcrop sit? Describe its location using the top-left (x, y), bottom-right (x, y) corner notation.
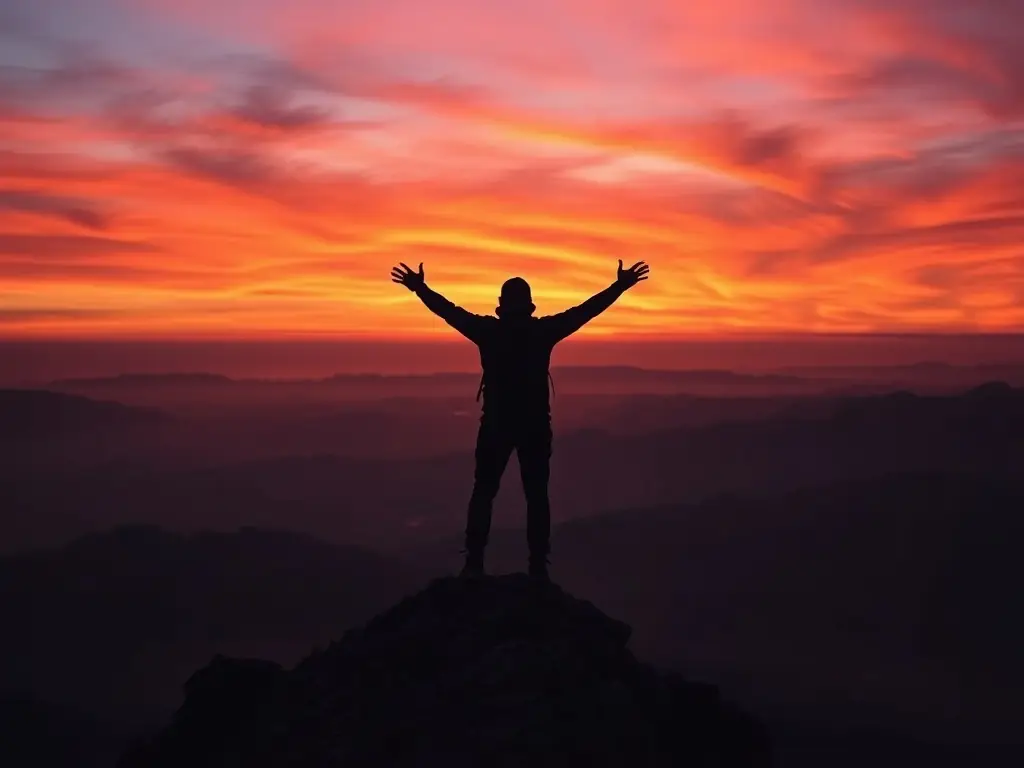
top-left (121, 575), bottom-right (768, 767)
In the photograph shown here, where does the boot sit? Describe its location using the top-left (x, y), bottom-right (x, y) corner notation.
top-left (460, 548), bottom-right (485, 579)
top-left (528, 553), bottom-right (550, 582)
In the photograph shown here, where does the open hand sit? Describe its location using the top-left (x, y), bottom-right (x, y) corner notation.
top-left (391, 262), bottom-right (425, 292)
top-left (616, 259), bottom-right (650, 288)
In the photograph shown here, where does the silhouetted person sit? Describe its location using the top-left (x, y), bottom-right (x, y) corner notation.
top-left (391, 259), bottom-right (650, 579)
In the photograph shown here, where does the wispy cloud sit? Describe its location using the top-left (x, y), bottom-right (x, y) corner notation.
top-left (0, 189), bottom-right (110, 230)
top-left (1, 0), bottom-right (1023, 337)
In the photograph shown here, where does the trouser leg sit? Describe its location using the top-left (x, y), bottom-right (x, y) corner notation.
top-left (517, 422), bottom-right (553, 560)
top-left (465, 421), bottom-right (514, 554)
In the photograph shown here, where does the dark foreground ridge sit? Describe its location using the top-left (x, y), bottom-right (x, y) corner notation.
top-left (120, 575), bottom-right (768, 767)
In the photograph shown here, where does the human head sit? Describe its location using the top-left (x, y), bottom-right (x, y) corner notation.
top-left (496, 277), bottom-right (535, 318)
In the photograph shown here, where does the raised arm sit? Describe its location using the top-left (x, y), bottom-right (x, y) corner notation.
top-left (544, 260), bottom-right (650, 342)
top-left (391, 262), bottom-right (486, 342)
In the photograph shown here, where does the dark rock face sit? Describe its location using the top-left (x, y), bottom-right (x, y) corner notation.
top-left (121, 575), bottom-right (768, 767)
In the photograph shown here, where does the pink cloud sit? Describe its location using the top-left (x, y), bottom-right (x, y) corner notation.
top-left (2, 0), bottom-right (1023, 337)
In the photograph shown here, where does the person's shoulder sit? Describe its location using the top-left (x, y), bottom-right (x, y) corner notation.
top-left (470, 314), bottom-right (498, 334)
top-left (533, 315), bottom-right (565, 341)
top-left (535, 313), bottom-right (569, 330)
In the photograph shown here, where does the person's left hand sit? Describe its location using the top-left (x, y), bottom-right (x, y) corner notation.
top-left (391, 262), bottom-right (425, 291)
top-left (616, 259), bottom-right (650, 288)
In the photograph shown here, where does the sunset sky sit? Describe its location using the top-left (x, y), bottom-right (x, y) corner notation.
top-left (2, 0), bottom-right (1024, 340)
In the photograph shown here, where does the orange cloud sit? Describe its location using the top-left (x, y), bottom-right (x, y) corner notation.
top-left (1, 0), bottom-right (1023, 339)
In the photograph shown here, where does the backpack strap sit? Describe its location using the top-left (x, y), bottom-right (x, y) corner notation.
top-left (475, 373), bottom-right (485, 402)
top-left (548, 370), bottom-right (555, 398)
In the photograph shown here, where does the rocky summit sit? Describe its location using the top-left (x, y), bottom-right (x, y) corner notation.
top-left (120, 575), bottom-right (768, 767)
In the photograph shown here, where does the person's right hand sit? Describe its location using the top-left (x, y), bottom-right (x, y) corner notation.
top-left (391, 262), bottom-right (425, 292)
top-left (616, 259), bottom-right (650, 288)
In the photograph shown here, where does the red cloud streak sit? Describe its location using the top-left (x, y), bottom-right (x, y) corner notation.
top-left (1, 0), bottom-right (1023, 338)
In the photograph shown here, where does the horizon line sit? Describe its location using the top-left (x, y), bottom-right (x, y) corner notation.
top-left (3, 331), bottom-right (1024, 344)
top-left (36, 359), bottom-right (1024, 383)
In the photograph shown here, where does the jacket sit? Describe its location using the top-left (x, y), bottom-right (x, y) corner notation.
top-left (414, 282), bottom-right (628, 421)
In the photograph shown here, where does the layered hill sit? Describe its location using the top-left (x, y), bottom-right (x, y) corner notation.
top-left (0, 389), bottom-right (167, 440)
top-left (6, 383), bottom-right (1024, 555)
top-left (410, 471), bottom-right (1024, 755)
top-left (0, 526), bottom-right (426, 726)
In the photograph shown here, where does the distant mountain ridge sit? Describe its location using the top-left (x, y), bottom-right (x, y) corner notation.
top-left (50, 366), bottom-right (809, 387)
top-left (52, 373), bottom-right (236, 387)
top-left (44, 364), bottom-right (1024, 410)
top-left (5, 382), bottom-right (1024, 555)
top-left (48, 361), bottom-right (1024, 387)
top-left (0, 526), bottom-right (426, 725)
top-left (0, 389), bottom-right (167, 440)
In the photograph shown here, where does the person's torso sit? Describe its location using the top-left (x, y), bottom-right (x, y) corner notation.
top-left (476, 318), bottom-right (554, 420)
